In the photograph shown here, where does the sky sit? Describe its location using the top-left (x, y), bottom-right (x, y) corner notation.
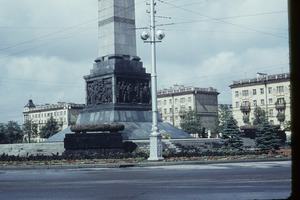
top-left (0, 0), bottom-right (289, 124)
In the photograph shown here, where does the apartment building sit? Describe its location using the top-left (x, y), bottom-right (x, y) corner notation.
top-left (157, 85), bottom-right (219, 132)
top-left (23, 99), bottom-right (85, 133)
top-left (230, 73), bottom-right (290, 128)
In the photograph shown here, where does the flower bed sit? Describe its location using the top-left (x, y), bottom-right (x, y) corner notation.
top-left (0, 148), bottom-right (291, 166)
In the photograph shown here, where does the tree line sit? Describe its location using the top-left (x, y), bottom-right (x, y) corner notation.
top-left (180, 105), bottom-right (289, 153)
top-left (0, 117), bottom-right (60, 144)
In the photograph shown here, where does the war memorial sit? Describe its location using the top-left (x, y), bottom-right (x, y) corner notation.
top-left (44, 0), bottom-right (193, 155)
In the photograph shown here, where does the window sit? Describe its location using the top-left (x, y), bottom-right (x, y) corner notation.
top-left (169, 99), bottom-right (172, 104)
top-left (242, 101), bottom-right (250, 106)
top-left (235, 102), bottom-right (239, 108)
top-left (175, 99), bottom-right (178, 104)
top-left (268, 87), bottom-right (272, 94)
top-left (253, 100), bottom-right (257, 106)
top-left (269, 98), bottom-right (273, 105)
top-left (253, 89), bottom-right (257, 95)
top-left (180, 106), bottom-right (186, 112)
top-left (188, 97), bottom-right (192, 102)
top-left (169, 108), bottom-right (173, 113)
top-left (164, 100), bottom-right (167, 105)
top-left (175, 107), bottom-right (178, 113)
top-left (261, 99), bottom-right (265, 105)
top-left (164, 109), bottom-right (167, 114)
top-left (180, 98), bottom-right (185, 103)
top-left (260, 88), bottom-right (264, 94)
top-left (235, 91), bottom-right (239, 97)
top-left (242, 90), bottom-right (249, 96)
top-left (277, 86), bottom-right (284, 94)
top-left (269, 109), bottom-right (273, 116)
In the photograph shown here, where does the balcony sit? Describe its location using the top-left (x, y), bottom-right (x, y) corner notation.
top-left (240, 105), bottom-right (251, 112)
top-left (275, 102), bottom-right (286, 110)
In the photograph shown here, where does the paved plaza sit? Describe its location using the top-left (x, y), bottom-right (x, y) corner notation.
top-left (0, 161), bottom-right (291, 200)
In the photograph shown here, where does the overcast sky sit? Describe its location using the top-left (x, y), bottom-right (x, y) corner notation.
top-left (0, 0), bottom-right (289, 124)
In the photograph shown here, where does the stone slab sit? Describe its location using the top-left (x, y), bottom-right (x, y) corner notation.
top-left (64, 132), bottom-right (123, 150)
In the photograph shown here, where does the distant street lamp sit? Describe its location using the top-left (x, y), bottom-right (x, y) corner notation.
top-left (141, 0), bottom-right (165, 161)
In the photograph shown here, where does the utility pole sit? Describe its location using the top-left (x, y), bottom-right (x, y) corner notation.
top-left (141, 0), bottom-right (165, 161)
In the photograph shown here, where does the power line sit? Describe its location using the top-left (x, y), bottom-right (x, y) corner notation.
top-left (157, 0), bottom-right (288, 40)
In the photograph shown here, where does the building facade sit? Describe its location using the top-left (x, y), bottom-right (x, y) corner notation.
top-left (23, 100), bottom-right (85, 134)
top-left (229, 73), bottom-right (290, 128)
top-left (157, 85), bottom-right (219, 133)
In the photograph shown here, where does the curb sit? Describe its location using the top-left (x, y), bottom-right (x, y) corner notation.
top-left (0, 157), bottom-right (291, 170)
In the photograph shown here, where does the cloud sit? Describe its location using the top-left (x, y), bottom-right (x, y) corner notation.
top-left (0, 0), bottom-right (289, 124)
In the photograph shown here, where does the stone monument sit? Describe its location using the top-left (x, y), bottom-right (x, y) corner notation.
top-left (46, 0), bottom-right (192, 142)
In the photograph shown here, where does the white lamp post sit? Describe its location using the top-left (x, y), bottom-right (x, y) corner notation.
top-left (141, 0), bottom-right (165, 161)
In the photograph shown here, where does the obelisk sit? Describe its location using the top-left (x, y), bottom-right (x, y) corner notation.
top-left (98, 0), bottom-right (137, 58)
top-left (76, 0), bottom-right (152, 137)
top-left (75, 0), bottom-right (193, 140)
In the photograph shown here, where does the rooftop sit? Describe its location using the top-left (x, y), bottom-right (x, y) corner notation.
top-left (24, 100), bottom-right (85, 113)
top-left (158, 84), bottom-right (218, 95)
top-left (230, 73), bottom-right (290, 88)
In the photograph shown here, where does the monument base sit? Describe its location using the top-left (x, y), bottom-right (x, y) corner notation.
top-left (63, 132), bottom-right (123, 155)
top-left (75, 105), bottom-right (194, 140)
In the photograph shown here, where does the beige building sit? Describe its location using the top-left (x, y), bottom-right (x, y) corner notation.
top-left (157, 85), bottom-right (219, 133)
top-left (23, 99), bottom-right (85, 134)
top-left (230, 73), bottom-right (290, 128)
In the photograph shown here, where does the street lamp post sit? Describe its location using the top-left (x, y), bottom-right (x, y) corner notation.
top-left (141, 0), bottom-right (165, 161)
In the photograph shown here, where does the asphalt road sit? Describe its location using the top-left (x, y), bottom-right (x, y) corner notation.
top-left (0, 161), bottom-right (291, 200)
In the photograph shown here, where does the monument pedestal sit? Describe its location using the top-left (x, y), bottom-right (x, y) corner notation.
top-left (64, 132), bottom-right (123, 155)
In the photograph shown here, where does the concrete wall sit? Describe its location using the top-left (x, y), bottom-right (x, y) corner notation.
top-left (0, 138), bottom-right (255, 156)
top-left (0, 142), bottom-right (64, 156)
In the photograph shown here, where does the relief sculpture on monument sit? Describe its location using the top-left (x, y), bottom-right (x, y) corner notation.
top-left (87, 78), bottom-right (112, 106)
top-left (116, 79), bottom-right (151, 104)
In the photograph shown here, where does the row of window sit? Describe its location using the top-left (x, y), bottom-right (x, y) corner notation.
top-left (159, 106), bottom-right (192, 114)
top-left (236, 98), bottom-right (285, 108)
top-left (158, 97), bottom-right (192, 106)
top-left (28, 110), bottom-right (67, 119)
top-left (235, 86), bottom-right (287, 97)
top-left (33, 118), bottom-right (67, 124)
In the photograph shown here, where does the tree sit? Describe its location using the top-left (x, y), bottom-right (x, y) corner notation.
top-left (252, 106), bottom-right (267, 125)
top-left (180, 110), bottom-right (203, 137)
top-left (39, 117), bottom-right (60, 139)
top-left (214, 104), bottom-right (232, 134)
top-left (255, 122), bottom-right (281, 153)
top-left (0, 123), bottom-right (7, 144)
top-left (221, 116), bottom-right (243, 150)
top-left (23, 119), bottom-right (38, 143)
top-left (5, 121), bottom-right (23, 144)
top-left (284, 120), bottom-right (291, 131)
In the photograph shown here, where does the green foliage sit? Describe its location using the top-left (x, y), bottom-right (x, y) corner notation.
top-left (180, 110), bottom-right (203, 136)
top-left (214, 105), bottom-right (232, 133)
top-left (221, 116), bottom-right (243, 150)
top-left (23, 119), bottom-right (38, 143)
top-left (3, 121), bottom-right (23, 144)
top-left (252, 106), bottom-right (267, 125)
top-left (284, 121), bottom-right (291, 131)
top-left (255, 122), bottom-right (281, 153)
top-left (39, 117), bottom-right (60, 139)
top-left (0, 123), bottom-right (7, 144)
